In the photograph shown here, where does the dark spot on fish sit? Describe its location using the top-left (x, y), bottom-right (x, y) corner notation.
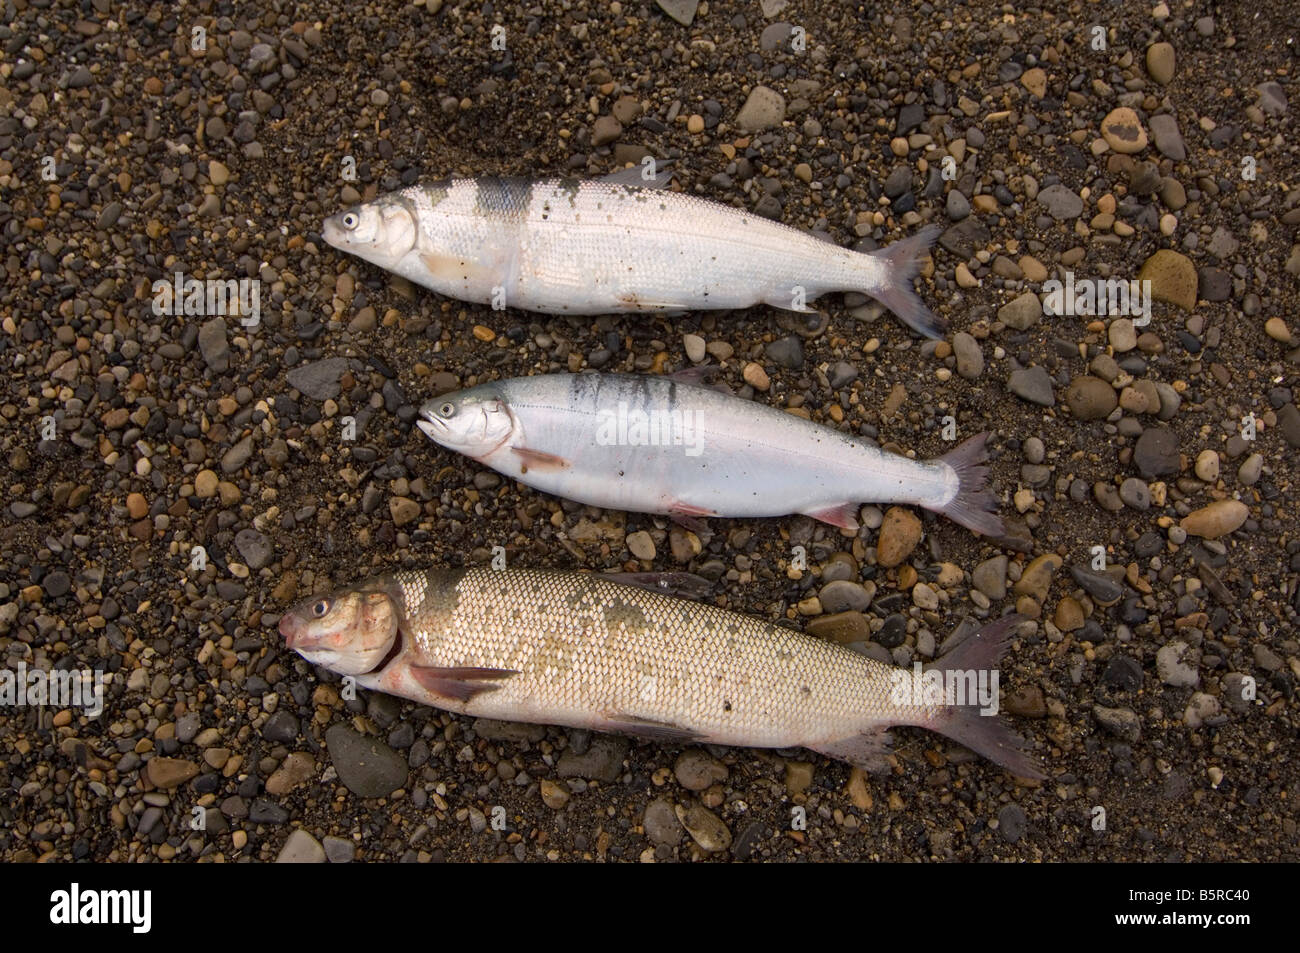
top-left (556, 178), bottom-right (582, 207)
top-left (802, 685), bottom-right (811, 695)
top-left (475, 177), bottom-right (532, 219)
top-left (412, 185), bottom-right (450, 209)
top-left (605, 599), bottom-right (648, 631)
top-left (723, 700), bottom-right (732, 712)
top-left (392, 567), bottom-right (466, 622)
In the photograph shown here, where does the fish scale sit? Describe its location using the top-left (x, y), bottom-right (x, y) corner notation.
top-left (282, 568), bottom-right (1043, 776)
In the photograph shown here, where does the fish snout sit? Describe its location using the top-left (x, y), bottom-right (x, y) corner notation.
top-left (320, 215), bottom-right (346, 249)
top-left (416, 405), bottom-right (445, 441)
top-left (279, 613), bottom-right (302, 650)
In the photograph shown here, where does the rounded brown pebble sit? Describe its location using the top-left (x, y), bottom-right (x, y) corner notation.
top-left (1179, 500), bottom-right (1248, 539)
top-left (1014, 554), bottom-right (1063, 602)
top-left (194, 469), bottom-right (219, 498)
top-left (1139, 250), bottom-right (1198, 311)
top-left (1065, 376), bottom-right (1118, 420)
top-left (876, 507), bottom-right (922, 568)
top-left (1264, 317), bottom-right (1292, 344)
top-left (1100, 107), bottom-right (1148, 154)
top-left (1146, 42), bottom-right (1176, 84)
top-left (1054, 597), bottom-right (1085, 632)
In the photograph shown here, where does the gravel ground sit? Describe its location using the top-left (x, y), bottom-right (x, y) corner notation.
top-left (2, 1), bottom-right (1298, 863)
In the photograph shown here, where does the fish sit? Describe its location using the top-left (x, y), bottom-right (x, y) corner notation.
top-left (321, 171), bottom-right (946, 338)
top-left (279, 567), bottom-right (1043, 778)
top-left (417, 371), bottom-right (1004, 536)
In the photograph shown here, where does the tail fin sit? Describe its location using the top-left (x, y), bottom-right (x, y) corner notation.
top-left (865, 225), bottom-right (945, 339)
top-left (925, 615), bottom-right (1045, 779)
top-left (925, 432), bottom-right (1004, 536)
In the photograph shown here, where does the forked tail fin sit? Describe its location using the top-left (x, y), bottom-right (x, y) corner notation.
top-left (924, 615), bottom-right (1044, 779)
top-left (925, 432), bottom-right (1005, 536)
top-left (865, 225), bottom-right (945, 339)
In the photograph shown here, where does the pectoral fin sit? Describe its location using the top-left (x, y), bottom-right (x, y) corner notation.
top-left (511, 446), bottom-right (571, 471)
top-left (667, 500), bottom-right (716, 533)
top-left (600, 571), bottom-right (714, 601)
top-left (615, 291), bottom-right (686, 313)
top-left (420, 251), bottom-right (498, 284)
top-left (409, 665), bottom-right (518, 702)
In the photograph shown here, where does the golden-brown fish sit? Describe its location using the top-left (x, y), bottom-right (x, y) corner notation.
top-left (280, 568), bottom-right (1042, 778)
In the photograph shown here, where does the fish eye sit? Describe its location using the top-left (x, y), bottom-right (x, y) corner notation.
top-left (438, 401), bottom-right (456, 418)
top-left (341, 213), bottom-right (358, 230)
top-left (312, 599), bottom-right (331, 618)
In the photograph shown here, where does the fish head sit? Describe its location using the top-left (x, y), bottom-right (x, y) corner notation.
top-left (416, 385), bottom-right (517, 460)
top-left (279, 588), bottom-right (399, 675)
top-left (322, 197), bottom-right (417, 271)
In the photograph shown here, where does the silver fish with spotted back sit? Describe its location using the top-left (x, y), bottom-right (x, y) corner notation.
top-left (418, 371), bottom-right (1005, 536)
top-left (280, 567), bottom-right (1043, 778)
top-left (321, 174), bottom-right (947, 338)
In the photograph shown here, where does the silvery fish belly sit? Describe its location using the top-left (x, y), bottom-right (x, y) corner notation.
top-left (279, 567), bottom-right (1043, 778)
top-left (418, 372), bottom-right (1005, 536)
top-left (321, 176), bottom-right (946, 338)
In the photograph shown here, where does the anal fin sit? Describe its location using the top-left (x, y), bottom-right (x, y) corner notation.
top-left (763, 289), bottom-right (819, 313)
top-left (802, 502), bottom-right (861, 532)
top-left (807, 727), bottom-right (893, 773)
top-left (409, 666), bottom-right (518, 702)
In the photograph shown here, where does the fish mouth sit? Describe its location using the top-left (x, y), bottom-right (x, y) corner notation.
top-left (320, 214), bottom-right (347, 250)
top-left (415, 411), bottom-right (445, 442)
top-left (278, 621), bottom-right (342, 669)
top-left (278, 613), bottom-right (302, 650)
